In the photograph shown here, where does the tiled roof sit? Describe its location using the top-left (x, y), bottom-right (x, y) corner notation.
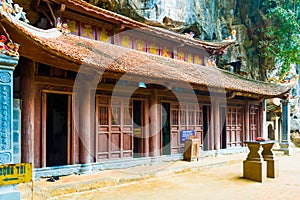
top-left (0, 13), bottom-right (291, 98)
top-left (51, 0), bottom-right (233, 55)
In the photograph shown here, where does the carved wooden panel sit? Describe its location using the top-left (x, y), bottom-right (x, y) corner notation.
top-left (250, 107), bottom-right (259, 140)
top-left (170, 103), bottom-right (203, 153)
top-left (96, 96), bottom-right (133, 161)
top-left (225, 107), bottom-right (243, 147)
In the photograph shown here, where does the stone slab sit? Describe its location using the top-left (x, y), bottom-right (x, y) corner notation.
top-left (265, 159), bottom-right (279, 178)
top-left (243, 160), bottom-right (266, 182)
top-left (0, 185), bottom-right (20, 200)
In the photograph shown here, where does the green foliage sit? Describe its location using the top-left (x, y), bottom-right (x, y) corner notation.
top-left (259, 0), bottom-right (300, 79)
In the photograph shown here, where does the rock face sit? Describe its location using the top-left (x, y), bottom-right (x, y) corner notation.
top-left (87, 0), bottom-right (268, 80)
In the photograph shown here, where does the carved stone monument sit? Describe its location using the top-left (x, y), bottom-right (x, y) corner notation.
top-left (280, 99), bottom-right (294, 155)
top-left (0, 54), bottom-right (19, 199)
top-left (243, 140), bottom-right (277, 182)
top-left (243, 141), bottom-right (267, 182)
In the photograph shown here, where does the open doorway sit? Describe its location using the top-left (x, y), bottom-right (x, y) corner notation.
top-left (221, 107), bottom-right (227, 149)
top-left (202, 106), bottom-right (210, 151)
top-left (162, 102), bottom-right (171, 155)
top-left (133, 100), bottom-right (144, 158)
top-left (46, 93), bottom-right (69, 166)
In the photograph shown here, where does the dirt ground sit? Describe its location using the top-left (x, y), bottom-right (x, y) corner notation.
top-left (51, 151), bottom-right (300, 200)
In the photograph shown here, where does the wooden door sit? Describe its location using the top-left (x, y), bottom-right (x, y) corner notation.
top-left (250, 106), bottom-right (260, 140)
top-left (223, 107), bottom-right (243, 148)
top-left (170, 103), bottom-right (203, 153)
top-left (96, 96), bottom-right (133, 160)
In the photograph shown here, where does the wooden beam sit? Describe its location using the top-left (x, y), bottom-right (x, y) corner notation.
top-left (45, 0), bottom-right (57, 25)
top-left (42, 11), bottom-right (54, 27)
top-left (35, 76), bottom-right (75, 86)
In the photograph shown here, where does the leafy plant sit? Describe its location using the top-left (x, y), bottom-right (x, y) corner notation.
top-left (259, 0), bottom-right (300, 79)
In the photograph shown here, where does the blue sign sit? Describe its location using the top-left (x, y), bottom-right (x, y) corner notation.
top-left (180, 130), bottom-right (194, 143)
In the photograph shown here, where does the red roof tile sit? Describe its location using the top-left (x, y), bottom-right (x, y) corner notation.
top-left (0, 14), bottom-right (291, 98)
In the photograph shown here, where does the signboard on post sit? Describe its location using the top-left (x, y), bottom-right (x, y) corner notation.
top-left (180, 130), bottom-right (195, 143)
top-left (0, 163), bottom-right (32, 186)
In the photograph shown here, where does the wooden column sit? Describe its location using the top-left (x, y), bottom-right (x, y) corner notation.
top-left (72, 93), bottom-right (80, 164)
top-left (209, 105), bottom-right (214, 150)
top-left (213, 99), bottom-right (221, 151)
top-left (33, 85), bottom-right (41, 167)
top-left (245, 102), bottom-right (250, 143)
top-left (20, 57), bottom-right (35, 165)
top-left (149, 89), bottom-right (160, 156)
top-left (144, 100), bottom-right (150, 157)
top-left (78, 81), bottom-right (93, 164)
top-left (260, 101), bottom-right (266, 138)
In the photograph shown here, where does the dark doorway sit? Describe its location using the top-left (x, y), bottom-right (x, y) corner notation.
top-left (46, 93), bottom-right (68, 166)
top-left (133, 100), bottom-right (143, 158)
top-left (162, 103), bottom-right (171, 155)
top-left (202, 106), bottom-right (210, 151)
top-left (221, 107), bottom-right (227, 149)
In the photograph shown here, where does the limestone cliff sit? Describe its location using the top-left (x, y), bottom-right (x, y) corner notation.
top-left (86, 0), bottom-right (268, 80)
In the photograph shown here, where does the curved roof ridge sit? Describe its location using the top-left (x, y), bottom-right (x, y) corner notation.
top-left (0, 12), bottom-right (291, 98)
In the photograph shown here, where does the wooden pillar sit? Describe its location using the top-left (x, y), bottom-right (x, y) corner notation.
top-left (78, 81), bottom-right (93, 164)
top-left (149, 89), bottom-right (160, 156)
top-left (72, 93), bottom-right (80, 164)
top-left (260, 100), bottom-right (266, 138)
top-left (209, 105), bottom-right (214, 150)
top-left (20, 57), bottom-right (35, 165)
top-left (245, 102), bottom-right (250, 143)
top-left (144, 100), bottom-right (150, 157)
top-left (213, 99), bottom-right (221, 151)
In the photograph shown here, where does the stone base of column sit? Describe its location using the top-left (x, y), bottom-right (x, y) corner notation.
top-left (272, 142), bottom-right (281, 150)
top-left (0, 185), bottom-right (20, 200)
top-left (279, 142), bottom-right (295, 156)
top-left (79, 163), bottom-right (92, 174)
top-left (243, 160), bottom-right (266, 182)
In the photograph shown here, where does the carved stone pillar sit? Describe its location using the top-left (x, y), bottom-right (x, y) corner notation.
top-left (280, 99), bottom-right (294, 155)
top-left (0, 54), bottom-right (20, 199)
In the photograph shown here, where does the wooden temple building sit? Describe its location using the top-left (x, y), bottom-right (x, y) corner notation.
top-left (0, 0), bottom-right (292, 177)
